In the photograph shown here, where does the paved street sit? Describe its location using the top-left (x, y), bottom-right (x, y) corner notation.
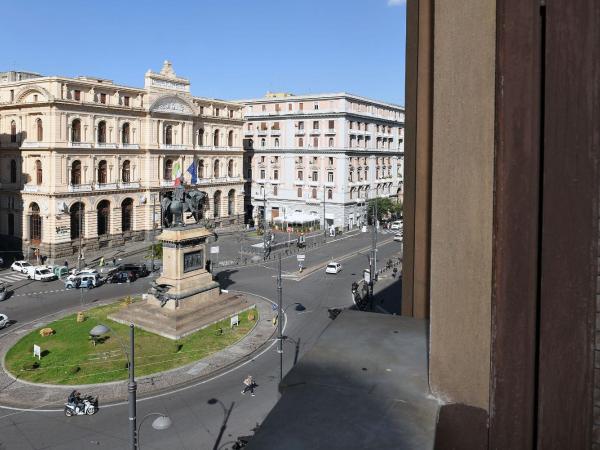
top-left (0, 231), bottom-right (402, 449)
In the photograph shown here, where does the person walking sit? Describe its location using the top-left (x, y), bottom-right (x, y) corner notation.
top-left (241, 375), bottom-right (255, 396)
top-left (64, 260), bottom-right (69, 270)
top-left (99, 256), bottom-right (104, 267)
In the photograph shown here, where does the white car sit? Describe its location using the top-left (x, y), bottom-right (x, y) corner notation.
top-left (65, 273), bottom-right (102, 289)
top-left (11, 260), bottom-right (32, 273)
top-left (325, 262), bottom-right (342, 274)
top-left (394, 233), bottom-right (403, 242)
top-left (0, 313), bottom-right (8, 329)
top-left (390, 220), bottom-right (403, 231)
top-left (66, 268), bottom-right (99, 282)
top-left (26, 266), bottom-right (58, 282)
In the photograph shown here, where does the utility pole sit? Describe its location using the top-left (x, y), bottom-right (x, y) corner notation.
top-left (78, 190), bottom-right (83, 270)
top-left (369, 197), bottom-right (378, 308)
top-left (128, 323), bottom-right (137, 450)
top-left (323, 186), bottom-right (327, 242)
top-left (151, 193), bottom-right (156, 272)
top-left (262, 189), bottom-right (267, 255)
top-left (277, 252), bottom-right (283, 383)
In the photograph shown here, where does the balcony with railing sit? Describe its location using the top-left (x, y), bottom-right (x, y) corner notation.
top-left (94, 183), bottom-right (118, 190)
top-left (121, 143), bottom-right (140, 150)
top-left (69, 142), bottom-right (93, 148)
top-left (96, 142), bottom-right (118, 149)
top-left (21, 141), bottom-right (48, 148)
top-left (119, 181), bottom-right (141, 189)
top-left (160, 144), bottom-right (189, 150)
top-left (295, 129), bottom-right (306, 135)
top-left (325, 128), bottom-right (336, 135)
top-left (68, 184), bottom-right (93, 192)
top-left (23, 184), bottom-right (39, 193)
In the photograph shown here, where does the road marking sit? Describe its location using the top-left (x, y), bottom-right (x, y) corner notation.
top-left (375, 305), bottom-right (391, 314)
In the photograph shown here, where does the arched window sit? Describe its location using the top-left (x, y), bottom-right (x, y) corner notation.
top-left (71, 119), bottom-right (81, 143)
top-left (198, 159), bottom-right (205, 178)
top-left (227, 160), bottom-right (234, 177)
top-left (70, 202), bottom-right (84, 240)
top-left (228, 189), bottom-right (235, 216)
top-left (213, 160), bottom-right (220, 178)
top-left (10, 120), bottom-right (16, 143)
top-left (121, 198), bottom-right (133, 232)
top-left (165, 125), bottom-right (173, 145)
top-left (213, 191), bottom-right (221, 218)
top-left (261, 138), bottom-right (266, 147)
top-left (36, 118), bottom-right (43, 142)
top-left (122, 160), bottom-right (131, 183)
top-left (274, 138), bottom-right (280, 148)
top-left (29, 203), bottom-right (41, 243)
top-left (122, 123), bottom-right (130, 144)
top-left (97, 160), bottom-right (107, 184)
top-left (10, 160), bottom-right (17, 183)
top-left (164, 159), bottom-right (173, 180)
top-left (198, 129), bottom-right (204, 146)
top-left (328, 189), bottom-right (333, 200)
top-left (328, 137), bottom-right (334, 147)
top-left (313, 137), bottom-right (318, 148)
top-left (71, 160), bottom-right (81, 185)
top-left (97, 200), bottom-right (110, 236)
top-left (299, 137), bottom-right (304, 147)
top-left (35, 160), bottom-right (42, 185)
top-left (97, 121), bottom-right (106, 143)
top-left (228, 130), bottom-right (234, 147)
top-left (213, 129), bottom-right (220, 147)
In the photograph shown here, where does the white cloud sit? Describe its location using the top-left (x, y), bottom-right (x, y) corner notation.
top-left (387, 0), bottom-right (406, 5)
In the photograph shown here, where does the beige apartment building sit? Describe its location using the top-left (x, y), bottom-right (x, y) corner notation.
top-left (238, 93), bottom-right (404, 230)
top-left (0, 62), bottom-right (245, 262)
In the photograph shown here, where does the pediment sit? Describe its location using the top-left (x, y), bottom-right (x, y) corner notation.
top-left (150, 96), bottom-right (194, 115)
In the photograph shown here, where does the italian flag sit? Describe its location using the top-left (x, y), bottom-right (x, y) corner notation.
top-left (173, 161), bottom-right (182, 185)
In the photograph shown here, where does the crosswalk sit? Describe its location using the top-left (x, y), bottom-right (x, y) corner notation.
top-left (0, 271), bottom-right (28, 284)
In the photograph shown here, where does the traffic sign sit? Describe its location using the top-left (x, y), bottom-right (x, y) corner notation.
top-left (297, 254), bottom-right (306, 261)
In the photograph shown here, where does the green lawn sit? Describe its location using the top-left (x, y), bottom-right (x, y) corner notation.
top-left (5, 300), bottom-right (258, 385)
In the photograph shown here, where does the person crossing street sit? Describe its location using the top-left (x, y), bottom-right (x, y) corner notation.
top-left (241, 375), bottom-right (256, 396)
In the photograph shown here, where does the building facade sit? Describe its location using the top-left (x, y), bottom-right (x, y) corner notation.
top-left (0, 62), bottom-right (245, 262)
top-left (238, 93), bottom-right (404, 230)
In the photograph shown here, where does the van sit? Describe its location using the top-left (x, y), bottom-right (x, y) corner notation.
top-left (26, 266), bottom-right (58, 282)
top-left (65, 273), bottom-right (101, 289)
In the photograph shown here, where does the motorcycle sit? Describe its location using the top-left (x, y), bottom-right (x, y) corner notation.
top-left (64, 391), bottom-right (98, 416)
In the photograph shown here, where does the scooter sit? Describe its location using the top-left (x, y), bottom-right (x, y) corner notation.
top-left (64, 391), bottom-right (98, 416)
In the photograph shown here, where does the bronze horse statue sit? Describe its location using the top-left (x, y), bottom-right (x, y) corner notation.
top-left (161, 180), bottom-right (208, 228)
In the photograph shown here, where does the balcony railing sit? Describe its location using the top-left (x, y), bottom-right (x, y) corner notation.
top-left (68, 184), bottom-right (93, 192)
top-left (21, 142), bottom-right (47, 148)
top-left (121, 143), bottom-right (140, 149)
top-left (310, 129), bottom-right (321, 135)
top-left (160, 144), bottom-right (188, 150)
top-left (23, 184), bottom-right (39, 193)
top-left (69, 142), bottom-right (93, 148)
top-left (161, 180), bottom-right (174, 187)
top-left (94, 183), bottom-right (118, 190)
top-left (325, 128), bottom-right (336, 135)
top-left (295, 129), bottom-right (306, 135)
top-left (96, 143), bottom-right (118, 149)
top-left (270, 129), bottom-right (281, 135)
top-left (119, 181), bottom-right (141, 189)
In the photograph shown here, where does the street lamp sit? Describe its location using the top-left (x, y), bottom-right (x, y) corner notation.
top-left (89, 323), bottom-right (137, 450)
top-left (137, 413), bottom-right (172, 449)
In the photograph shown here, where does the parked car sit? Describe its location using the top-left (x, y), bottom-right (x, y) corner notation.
top-left (393, 232), bottom-right (403, 242)
top-left (65, 273), bottom-right (102, 289)
top-left (0, 282), bottom-right (8, 301)
top-left (10, 260), bottom-right (32, 273)
top-left (66, 269), bottom-right (99, 282)
top-left (390, 220), bottom-right (403, 231)
top-left (26, 266), bottom-right (58, 282)
top-left (325, 262), bottom-right (342, 274)
top-left (0, 313), bottom-right (8, 329)
top-left (106, 270), bottom-right (137, 284)
top-left (117, 263), bottom-right (149, 278)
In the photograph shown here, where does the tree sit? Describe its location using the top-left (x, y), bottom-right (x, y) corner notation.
top-left (367, 198), bottom-right (403, 224)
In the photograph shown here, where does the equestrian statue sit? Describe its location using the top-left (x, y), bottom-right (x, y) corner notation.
top-left (160, 176), bottom-right (208, 228)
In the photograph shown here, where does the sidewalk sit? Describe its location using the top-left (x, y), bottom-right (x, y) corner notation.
top-left (0, 292), bottom-right (275, 409)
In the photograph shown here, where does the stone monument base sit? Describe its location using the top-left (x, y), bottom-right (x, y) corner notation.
top-left (108, 225), bottom-right (253, 340)
top-left (109, 291), bottom-right (254, 340)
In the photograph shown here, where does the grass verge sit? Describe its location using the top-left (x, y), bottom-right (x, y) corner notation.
top-left (5, 299), bottom-right (258, 385)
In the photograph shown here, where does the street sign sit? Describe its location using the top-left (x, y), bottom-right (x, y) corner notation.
top-left (363, 269), bottom-right (371, 283)
top-left (230, 315), bottom-right (239, 327)
top-left (33, 344), bottom-right (41, 360)
top-left (210, 246), bottom-right (220, 254)
top-left (297, 254), bottom-right (306, 261)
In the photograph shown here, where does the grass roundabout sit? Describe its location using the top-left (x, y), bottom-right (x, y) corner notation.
top-left (5, 299), bottom-right (258, 385)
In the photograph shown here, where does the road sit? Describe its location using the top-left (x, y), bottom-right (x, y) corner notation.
top-left (0, 231), bottom-right (402, 450)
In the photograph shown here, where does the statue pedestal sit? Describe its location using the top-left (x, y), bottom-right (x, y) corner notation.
top-left (109, 225), bottom-right (253, 340)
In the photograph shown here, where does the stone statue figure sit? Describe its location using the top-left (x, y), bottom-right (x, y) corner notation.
top-left (160, 177), bottom-right (208, 228)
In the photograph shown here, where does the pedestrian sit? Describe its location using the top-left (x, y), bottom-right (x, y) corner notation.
top-left (64, 260), bottom-right (69, 269)
top-left (99, 256), bottom-right (104, 267)
top-left (112, 257), bottom-right (117, 266)
top-left (86, 278), bottom-right (93, 290)
top-left (241, 375), bottom-right (255, 396)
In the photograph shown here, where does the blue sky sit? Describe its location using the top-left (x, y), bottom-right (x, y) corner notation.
top-left (2, 0), bottom-right (406, 105)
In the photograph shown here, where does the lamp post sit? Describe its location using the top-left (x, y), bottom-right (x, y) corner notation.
top-left (137, 413), bottom-right (172, 449)
top-left (276, 253), bottom-right (283, 383)
top-left (90, 323), bottom-right (137, 449)
top-left (262, 189), bottom-right (267, 257)
top-left (151, 193), bottom-right (156, 273)
top-left (323, 186), bottom-right (327, 242)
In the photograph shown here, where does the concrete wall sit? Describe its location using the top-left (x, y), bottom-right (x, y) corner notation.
top-left (428, 0), bottom-right (496, 410)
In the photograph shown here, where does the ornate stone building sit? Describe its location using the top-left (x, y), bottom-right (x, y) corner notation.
top-left (0, 62), bottom-right (245, 262)
top-left (238, 92), bottom-right (404, 230)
